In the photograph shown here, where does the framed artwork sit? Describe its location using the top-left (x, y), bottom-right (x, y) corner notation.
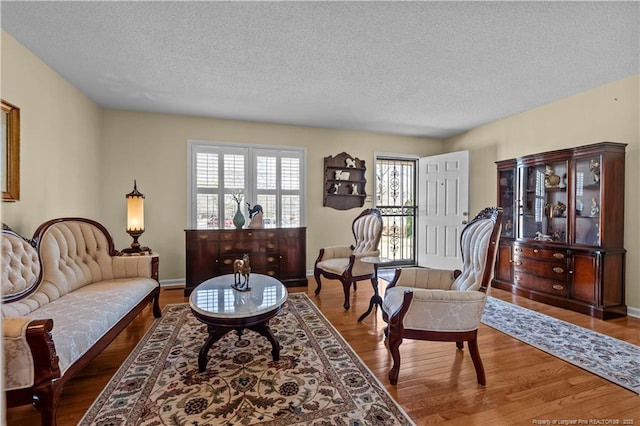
top-left (2, 99), bottom-right (20, 202)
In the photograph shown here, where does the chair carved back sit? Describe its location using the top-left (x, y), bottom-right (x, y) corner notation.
top-left (351, 208), bottom-right (383, 254)
top-left (451, 207), bottom-right (502, 292)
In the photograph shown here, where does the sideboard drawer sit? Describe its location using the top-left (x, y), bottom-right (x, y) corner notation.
top-left (513, 256), bottom-right (568, 280)
top-left (513, 272), bottom-right (569, 296)
top-left (513, 244), bottom-right (567, 261)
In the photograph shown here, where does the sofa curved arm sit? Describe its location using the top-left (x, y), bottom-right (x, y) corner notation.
top-left (3, 317), bottom-right (60, 391)
top-left (112, 254), bottom-right (157, 280)
top-left (384, 287), bottom-right (487, 333)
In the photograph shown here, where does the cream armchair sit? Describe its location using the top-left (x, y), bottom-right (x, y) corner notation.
top-left (313, 208), bottom-right (383, 309)
top-left (382, 207), bottom-right (502, 385)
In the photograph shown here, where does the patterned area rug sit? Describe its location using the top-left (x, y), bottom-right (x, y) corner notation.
top-left (482, 297), bottom-right (640, 394)
top-left (79, 293), bottom-right (414, 425)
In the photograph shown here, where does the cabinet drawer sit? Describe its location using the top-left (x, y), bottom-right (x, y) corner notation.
top-left (513, 244), bottom-right (567, 260)
top-left (513, 256), bottom-right (567, 280)
top-left (219, 230), bottom-right (278, 241)
top-left (513, 273), bottom-right (568, 296)
top-left (219, 254), bottom-right (280, 276)
top-left (219, 240), bottom-right (278, 254)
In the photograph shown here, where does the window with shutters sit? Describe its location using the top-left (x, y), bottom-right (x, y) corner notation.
top-left (188, 141), bottom-right (306, 229)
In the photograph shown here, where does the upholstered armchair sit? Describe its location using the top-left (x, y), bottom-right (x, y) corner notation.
top-left (382, 207), bottom-right (502, 385)
top-left (313, 208), bottom-right (383, 310)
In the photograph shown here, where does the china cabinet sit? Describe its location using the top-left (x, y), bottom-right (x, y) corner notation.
top-left (323, 152), bottom-right (367, 210)
top-left (493, 142), bottom-right (627, 319)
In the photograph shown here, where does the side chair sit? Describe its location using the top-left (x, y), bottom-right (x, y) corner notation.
top-left (313, 208), bottom-right (383, 309)
top-left (382, 207), bottom-right (502, 385)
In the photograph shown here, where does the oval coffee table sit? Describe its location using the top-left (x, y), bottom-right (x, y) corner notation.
top-left (189, 273), bottom-right (288, 372)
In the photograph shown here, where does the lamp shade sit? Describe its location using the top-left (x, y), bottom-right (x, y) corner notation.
top-left (126, 180), bottom-right (145, 232)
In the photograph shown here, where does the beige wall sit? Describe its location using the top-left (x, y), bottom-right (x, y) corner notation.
top-left (447, 74), bottom-right (640, 314)
top-left (2, 30), bottom-right (639, 313)
top-left (1, 32), bottom-right (103, 235)
top-left (98, 110), bottom-right (444, 281)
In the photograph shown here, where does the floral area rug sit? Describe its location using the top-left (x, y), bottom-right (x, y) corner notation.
top-left (482, 296), bottom-right (640, 394)
top-left (79, 293), bottom-right (414, 425)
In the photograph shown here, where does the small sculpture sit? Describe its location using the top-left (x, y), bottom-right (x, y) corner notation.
top-left (232, 253), bottom-right (251, 291)
top-left (246, 203), bottom-right (263, 218)
top-left (345, 158), bottom-right (356, 168)
top-left (334, 170), bottom-right (350, 180)
top-left (535, 231), bottom-right (553, 242)
top-left (328, 182), bottom-right (341, 194)
top-left (544, 165), bottom-right (561, 188)
top-left (351, 184), bottom-right (359, 195)
top-left (248, 211), bottom-right (264, 229)
top-left (553, 201), bottom-right (566, 217)
top-left (590, 198), bottom-right (600, 217)
top-left (504, 219), bottom-right (513, 236)
top-left (590, 159), bottom-right (600, 184)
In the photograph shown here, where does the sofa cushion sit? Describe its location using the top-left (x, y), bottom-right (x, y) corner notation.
top-left (20, 277), bottom-right (157, 375)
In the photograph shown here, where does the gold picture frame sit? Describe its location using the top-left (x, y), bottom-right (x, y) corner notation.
top-left (2, 99), bottom-right (20, 202)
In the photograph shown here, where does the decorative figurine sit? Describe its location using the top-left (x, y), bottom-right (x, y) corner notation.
top-left (504, 219), bottom-right (513, 237)
top-left (535, 231), bottom-right (553, 242)
top-left (544, 165), bottom-right (561, 188)
top-left (590, 159), bottom-right (601, 184)
top-left (345, 158), bottom-right (356, 168)
top-left (351, 184), bottom-right (359, 195)
top-left (248, 211), bottom-right (264, 229)
top-left (590, 198), bottom-right (600, 217)
top-left (232, 253), bottom-right (251, 291)
top-left (246, 203), bottom-right (264, 228)
top-left (328, 182), bottom-right (341, 194)
top-left (553, 201), bottom-right (567, 217)
top-left (247, 203), bottom-right (263, 218)
top-left (334, 170), bottom-right (350, 180)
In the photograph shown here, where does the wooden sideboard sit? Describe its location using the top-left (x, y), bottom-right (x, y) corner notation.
top-left (185, 227), bottom-right (307, 296)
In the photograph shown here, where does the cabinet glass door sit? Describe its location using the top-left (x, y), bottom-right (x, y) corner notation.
top-left (574, 155), bottom-right (601, 245)
top-left (498, 169), bottom-right (515, 238)
top-left (518, 161), bottom-right (568, 242)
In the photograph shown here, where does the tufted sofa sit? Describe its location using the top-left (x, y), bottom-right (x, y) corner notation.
top-left (1, 218), bottom-right (161, 426)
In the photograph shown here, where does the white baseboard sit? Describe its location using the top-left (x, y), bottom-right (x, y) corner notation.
top-left (160, 278), bottom-right (185, 287)
top-left (627, 306), bottom-right (640, 319)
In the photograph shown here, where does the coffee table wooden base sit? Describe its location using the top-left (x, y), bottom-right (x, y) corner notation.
top-left (198, 323), bottom-right (280, 372)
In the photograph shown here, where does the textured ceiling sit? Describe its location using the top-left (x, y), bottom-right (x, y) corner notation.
top-left (2, 1), bottom-right (639, 138)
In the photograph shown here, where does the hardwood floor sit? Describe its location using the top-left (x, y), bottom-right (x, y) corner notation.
top-left (5, 278), bottom-right (639, 425)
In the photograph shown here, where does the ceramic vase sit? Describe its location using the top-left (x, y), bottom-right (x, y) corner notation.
top-left (233, 202), bottom-right (245, 229)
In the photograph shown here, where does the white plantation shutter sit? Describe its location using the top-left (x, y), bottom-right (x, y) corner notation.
top-left (188, 141), bottom-right (305, 229)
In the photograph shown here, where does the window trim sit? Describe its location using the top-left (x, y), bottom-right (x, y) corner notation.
top-left (187, 139), bottom-right (307, 229)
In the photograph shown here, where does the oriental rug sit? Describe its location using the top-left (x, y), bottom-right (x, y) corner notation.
top-left (482, 297), bottom-right (640, 394)
top-left (79, 293), bottom-right (414, 425)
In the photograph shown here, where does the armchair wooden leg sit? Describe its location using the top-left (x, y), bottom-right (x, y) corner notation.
top-left (341, 280), bottom-right (351, 310)
top-left (314, 270), bottom-right (322, 295)
top-left (456, 341), bottom-right (464, 350)
top-left (467, 333), bottom-right (486, 386)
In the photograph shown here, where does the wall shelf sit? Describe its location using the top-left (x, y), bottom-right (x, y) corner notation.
top-left (323, 152), bottom-right (366, 210)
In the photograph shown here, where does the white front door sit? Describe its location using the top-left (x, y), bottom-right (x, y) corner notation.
top-left (417, 150), bottom-right (469, 270)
